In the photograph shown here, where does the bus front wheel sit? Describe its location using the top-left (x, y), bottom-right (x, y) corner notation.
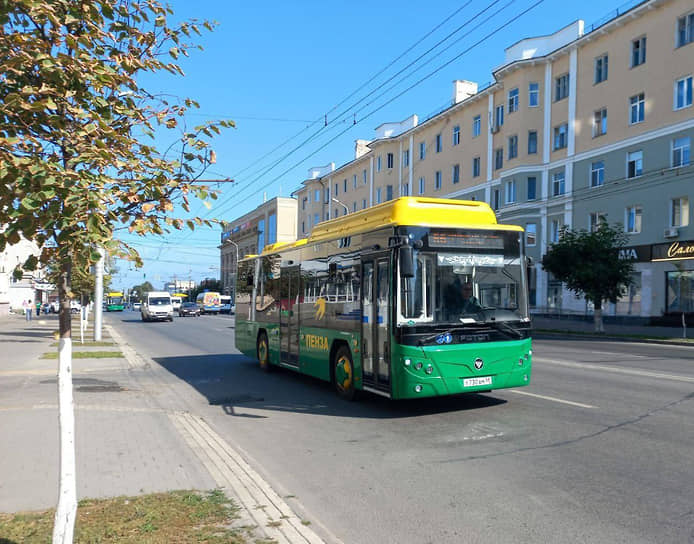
top-left (333, 345), bottom-right (356, 401)
top-left (257, 332), bottom-right (271, 372)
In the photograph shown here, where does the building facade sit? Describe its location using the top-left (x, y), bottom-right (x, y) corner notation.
top-left (292, 0), bottom-right (694, 320)
top-left (220, 197), bottom-right (297, 295)
top-left (0, 232), bottom-right (44, 316)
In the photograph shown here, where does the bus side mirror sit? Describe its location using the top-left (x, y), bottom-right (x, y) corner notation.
top-left (399, 246), bottom-right (415, 278)
top-left (246, 275), bottom-right (253, 287)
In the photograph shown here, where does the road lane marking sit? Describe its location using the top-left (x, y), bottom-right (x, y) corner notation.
top-left (508, 390), bottom-right (596, 409)
top-left (534, 357), bottom-right (694, 383)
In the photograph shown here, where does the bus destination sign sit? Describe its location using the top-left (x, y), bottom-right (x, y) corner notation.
top-left (428, 230), bottom-right (505, 249)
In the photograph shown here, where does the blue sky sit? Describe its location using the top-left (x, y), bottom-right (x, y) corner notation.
top-left (112, 0), bottom-right (641, 291)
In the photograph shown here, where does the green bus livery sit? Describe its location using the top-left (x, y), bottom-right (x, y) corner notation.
top-left (105, 292), bottom-right (125, 312)
top-left (235, 197), bottom-right (532, 400)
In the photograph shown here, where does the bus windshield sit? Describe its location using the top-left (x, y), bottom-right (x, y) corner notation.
top-left (397, 228), bottom-right (528, 326)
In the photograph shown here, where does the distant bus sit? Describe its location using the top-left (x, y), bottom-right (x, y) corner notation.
top-left (220, 295), bottom-right (234, 314)
top-left (196, 291), bottom-right (222, 314)
top-left (105, 292), bottom-right (125, 312)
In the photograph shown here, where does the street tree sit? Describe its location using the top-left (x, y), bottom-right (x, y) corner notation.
top-left (541, 222), bottom-right (634, 332)
top-left (0, 1), bottom-right (232, 540)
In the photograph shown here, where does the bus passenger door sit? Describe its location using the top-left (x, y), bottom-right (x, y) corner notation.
top-left (280, 266), bottom-right (300, 366)
top-left (361, 255), bottom-right (391, 394)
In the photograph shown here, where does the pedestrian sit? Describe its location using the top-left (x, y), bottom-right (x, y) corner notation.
top-left (23, 299), bottom-right (32, 321)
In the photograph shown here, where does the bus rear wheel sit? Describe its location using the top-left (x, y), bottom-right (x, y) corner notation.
top-left (257, 331), bottom-right (271, 372)
top-left (333, 345), bottom-right (356, 401)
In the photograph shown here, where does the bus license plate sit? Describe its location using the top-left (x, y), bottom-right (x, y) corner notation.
top-left (463, 376), bottom-right (492, 387)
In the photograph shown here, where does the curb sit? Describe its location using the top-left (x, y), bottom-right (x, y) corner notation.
top-left (533, 330), bottom-right (693, 347)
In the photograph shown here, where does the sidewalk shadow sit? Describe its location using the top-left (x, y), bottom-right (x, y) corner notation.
top-left (152, 354), bottom-right (506, 420)
top-left (0, 330), bottom-right (55, 339)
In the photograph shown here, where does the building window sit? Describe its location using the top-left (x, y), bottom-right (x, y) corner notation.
top-left (418, 177), bottom-right (425, 195)
top-left (528, 131), bottom-right (537, 154)
top-left (591, 160), bottom-right (605, 187)
top-left (435, 133), bottom-right (442, 153)
top-left (314, 189), bottom-right (320, 202)
top-left (552, 171), bottom-right (565, 196)
top-left (435, 171), bottom-right (442, 190)
top-left (527, 176), bottom-right (536, 200)
top-left (553, 123), bottom-right (568, 150)
top-left (631, 36), bottom-right (646, 67)
top-left (334, 182), bottom-right (339, 196)
top-left (419, 141), bottom-right (426, 160)
top-left (506, 180), bottom-right (516, 204)
top-left (674, 75), bottom-right (693, 110)
top-left (376, 187), bottom-right (382, 204)
top-left (473, 115), bottom-right (481, 137)
top-left (452, 164), bottom-right (460, 184)
top-left (314, 213), bottom-right (319, 226)
top-left (671, 197), bottom-right (690, 227)
top-left (353, 174), bottom-right (357, 189)
top-left (376, 156), bottom-right (382, 172)
top-left (363, 169), bottom-right (367, 184)
top-left (550, 220), bottom-right (560, 243)
top-left (508, 135), bottom-right (518, 160)
top-left (627, 150), bottom-right (643, 178)
top-left (630, 93), bottom-right (645, 124)
top-left (324, 187), bottom-right (330, 203)
top-left (302, 197), bottom-right (307, 210)
top-left (402, 184), bottom-right (410, 197)
top-left (452, 125), bottom-right (460, 146)
top-left (677, 12), bottom-right (694, 47)
top-left (555, 73), bottom-right (569, 101)
top-left (672, 136), bottom-right (690, 167)
top-left (589, 212), bottom-right (606, 232)
top-left (626, 205), bottom-right (642, 233)
top-left (343, 179), bottom-right (347, 193)
top-left (508, 88), bottom-right (519, 113)
top-left (386, 185), bottom-right (393, 201)
top-left (362, 199), bottom-right (367, 209)
top-left (594, 54), bottom-right (608, 84)
top-left (472, 157), bottom-right (481, 178)
top-left (494, 148), bottom-right (503, 170)
top-left (402, 149), bottom-right (409, 167)
top-left (352, 201), bottom-right (357, 212)
top-left (528, 82), bottom-right (539, 107)
top-left (387, 152), bottom-right (394, 169)
top-left (666, 270), bottom-right (694, 313)
top-left (492, 189), bottom-right (500, 210)
top-left (495, 105), bottom-right (504, 128)
top-left (302, 220), bottom-right (306, 234)
top-left (593, 108), bottom-right (607, 137)
top-left (526, 223), bottom-right (537, 246)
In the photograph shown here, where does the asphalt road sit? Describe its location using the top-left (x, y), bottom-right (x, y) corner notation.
top-left (109, 310), bottom-right (694, 544)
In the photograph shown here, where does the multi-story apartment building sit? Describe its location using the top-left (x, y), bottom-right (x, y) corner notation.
top-left (219, 197), bottom-right (297, 295)
top-left (292, 0), bottom-right (694, 320)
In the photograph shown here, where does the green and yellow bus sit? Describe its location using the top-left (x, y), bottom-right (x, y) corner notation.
top-left (235, 197), bottom-right (532, 400)
top-left (105, 292), bottom-right (125, 312)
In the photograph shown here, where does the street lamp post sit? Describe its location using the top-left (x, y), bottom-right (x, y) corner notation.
top-left (332, 197), bottom-right (349, 216)
top-left (225, 239), bottom-right (239, 297)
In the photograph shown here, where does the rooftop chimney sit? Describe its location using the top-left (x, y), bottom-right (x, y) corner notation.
top-left (452, 80), bottom-right (478, 105)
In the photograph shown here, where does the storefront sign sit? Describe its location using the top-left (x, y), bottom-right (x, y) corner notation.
top-left (618, 245), bottom-right (651, 262)
top-left (652, 240), bottom-right (694, 261)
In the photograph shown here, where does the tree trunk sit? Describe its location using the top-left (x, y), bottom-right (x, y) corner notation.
top-left (594, 300), bottom-right (604, 333)
top-left (53, 261), bottom-right (77, 544)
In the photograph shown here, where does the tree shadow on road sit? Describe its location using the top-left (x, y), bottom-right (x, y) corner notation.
top-left (152, 353), bottom-right (506, 420)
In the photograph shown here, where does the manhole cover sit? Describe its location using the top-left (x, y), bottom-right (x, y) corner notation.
top-left (41, 377), bottom-right (126, 392)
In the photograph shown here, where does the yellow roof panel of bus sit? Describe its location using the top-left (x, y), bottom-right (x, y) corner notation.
top-left (246, 197), bottom-right (522, 260)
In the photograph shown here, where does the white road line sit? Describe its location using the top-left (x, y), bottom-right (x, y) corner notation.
top-left (534, 357), bottom-right (694, 383)
top-left (508, 390), bottom-right (597, 409)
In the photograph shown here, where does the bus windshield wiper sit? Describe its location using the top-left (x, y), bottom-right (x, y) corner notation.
top-left (485, 319), bottom-right (524, 339)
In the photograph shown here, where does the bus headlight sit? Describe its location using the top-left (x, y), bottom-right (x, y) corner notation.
top-left (414, 362), bottom-right (423, 371)
top-left (404, 358), bottom-right (411, 367)
top-left (414, 384), bottom-right (423, 393)
top-left (425, 365), bottom-right (433, 374)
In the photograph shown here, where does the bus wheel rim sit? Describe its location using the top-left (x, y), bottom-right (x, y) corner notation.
top-left (336, 356), bottom-right (352, 391)
top-left (259, 340), bottom-right (268, 366)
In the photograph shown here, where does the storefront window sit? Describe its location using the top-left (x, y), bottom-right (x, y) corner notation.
top-left (666, 270), bottom-right (694, 313)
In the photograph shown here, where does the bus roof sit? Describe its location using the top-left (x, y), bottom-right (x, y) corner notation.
top-left (107, 292), bottom-right (124, 296)
top-left (243, 197), bottom-right (522, 261)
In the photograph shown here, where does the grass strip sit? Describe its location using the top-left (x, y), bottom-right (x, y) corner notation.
top-left (40, 351), bottom-right (123, 359)
top-left (0, 489), bottom-right (249, 543)
top-left (50, 341), bottom-right (115, 347)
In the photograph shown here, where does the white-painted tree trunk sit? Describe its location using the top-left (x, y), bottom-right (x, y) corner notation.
top-left (52, 337), bottom-right (77, 543)
top-left (594, 307), bottom-right (605, 333)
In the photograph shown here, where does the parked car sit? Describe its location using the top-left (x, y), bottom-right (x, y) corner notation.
top-left (132, 302), bottom-right (141, 311)
top-left (179, 302), bottom-right (200, 317)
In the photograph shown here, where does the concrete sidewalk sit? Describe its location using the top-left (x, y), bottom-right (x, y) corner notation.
top-left (531, 314), bottom-right (692, 343)
top-left (0, 312), bottom-right (327, 544)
